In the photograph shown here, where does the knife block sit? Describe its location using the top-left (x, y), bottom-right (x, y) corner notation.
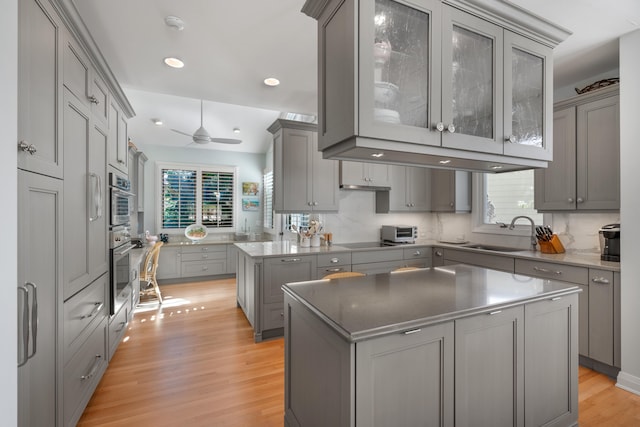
top-left (538, 234), bottom-right (565, 254)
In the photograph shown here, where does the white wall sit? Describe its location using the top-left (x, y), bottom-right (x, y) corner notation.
top-left (1, 0), bottom-right (18, 422)
top-left (138, 145), bottom-right (266, 237)
top-left (617, 29), bottom-right (640, 395)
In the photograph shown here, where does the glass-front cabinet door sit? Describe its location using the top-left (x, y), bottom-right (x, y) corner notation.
top-left (441, 6), bottom-right (504, 154)
top-left (503, 31), bottom-right (553, 160)
top-left (358, 0), bottom-right (442, 146)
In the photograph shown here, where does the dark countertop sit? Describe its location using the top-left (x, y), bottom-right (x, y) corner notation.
top-left (282, 265), bottom-right (581, 342)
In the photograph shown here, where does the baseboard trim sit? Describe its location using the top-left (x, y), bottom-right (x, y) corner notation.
top-left (616, 371), bottom-right (640, 396)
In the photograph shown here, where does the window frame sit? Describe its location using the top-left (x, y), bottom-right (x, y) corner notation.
top-left (471, 172), bottom-right (550, 236)
top-left (155, 161), bottom-right (239, 234)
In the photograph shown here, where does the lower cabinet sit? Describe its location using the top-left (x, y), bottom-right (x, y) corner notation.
top-left (108, 289), bottom-right (131, 361)
top-left (157, 244), bottom-right (234, 281)
top-left (356, 322), bottom-right (454, 426)
top-left (455, 306), bottom-right (524, 427)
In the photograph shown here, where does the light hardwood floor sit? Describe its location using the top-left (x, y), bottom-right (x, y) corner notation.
top-left (78, 278), bottom-right (640, 426)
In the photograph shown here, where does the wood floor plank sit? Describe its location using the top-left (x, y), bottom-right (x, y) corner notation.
top-left (79, 278), bottom-right (640, 426)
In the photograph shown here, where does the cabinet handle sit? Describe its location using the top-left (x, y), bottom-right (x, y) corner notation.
top-left (489, 310), bottom-right (502, 315)
top-left (435, 122), bottom-right (445, 132)
top-left (567, 197), bottom-right (574, 203)
top-left (533, 266), bottom-right (562, 275)
top-left (506, 135), bottom-right (517, 143)
top-left (25, 282), bottom-right (38, 360)
top-left (434, 250), bottom-right (443, 257)
top-left (81, 355), bottom-right (103, 381)
top-left (81, 302), bottom-right (104, 319)
top-left (330, 258), bottom-right (340, 263)
top-left (446, 124), bottom-right (456, 133)
top-left (326, 268), bottom-right (344, 272)
top-left (115, 321), bottom-right (126, 333)
top-left (412, 251), bottom-right (421, 256)
top-left (550, 297), bottom-right (562, 301)
top-left (281, 258), bottom-right (302, 262)
top-left (18, 141), bottom-right (37, 155)
top-left (202, 254), bottom-right (209, 259)
top-left (202, 266), bottom-right (208, 271)
top-left (403, 328), bottom-right (422, 335)
top-left (449, 202), bottom-right (454, 207)
top-left (17, 286), bottom-right (29, 368)
top-left (576, 197), bottom-right (584, 204)
top-left (88, 95), bottom-right (100, 105)
top-left (280, 312), bottom-right (284, 317)
top-left (591, 277), bottom-right (610, 284)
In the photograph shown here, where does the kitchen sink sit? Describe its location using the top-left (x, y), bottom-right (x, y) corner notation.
top-left (462, 243), bottom-right (525, 252)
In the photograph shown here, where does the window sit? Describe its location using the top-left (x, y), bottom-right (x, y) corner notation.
top-left (263, 170), bottom-right (274, 229)
top-left (158, 163), bottom-right (237, 232)
top-left (473, 170), bottom-right (546, 233)
top-left (286, 214), bottom-right (310, 231)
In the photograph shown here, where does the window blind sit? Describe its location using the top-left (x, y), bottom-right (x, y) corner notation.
top-left (162, 169), bottom-right (197, 228)
top-left (263, 171), bottom-right (274, 229)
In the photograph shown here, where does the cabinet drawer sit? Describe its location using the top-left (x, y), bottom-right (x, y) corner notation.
top-left (515, 259), bottom-right (588, 284)
top-left (263, 303), bottom-right (285, 330)
top-left (403, 246), bottom-right (430, 260)
top-left (444, 249), bottom-right (514, 272)
top-left (351, 249), bottom-right (403, 264)
top-left (181, 244), bottom-right (226, 254)
top-left (317, 252), bottom-right (352, 267)
top-left (63, 317), bottom-right (107, 426)
top-left (181, 260), bottom-right (227, 277)
top-left (317, 265), bottom-right (352, 279)
top-left (108, 302), bottom-right (129, 360)
top-left (181, 251), bottom-right (227, 262)
top-left (63, 273), bottom-right (108, 362)
top-left (352, 260), bottom-right (405, 275)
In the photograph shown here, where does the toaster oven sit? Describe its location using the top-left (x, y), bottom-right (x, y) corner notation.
top-left (381, 225), bottom-right (417, 243)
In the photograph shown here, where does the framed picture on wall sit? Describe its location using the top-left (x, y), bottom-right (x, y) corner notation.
top-left (242, 182), bottom-right (259, 196)
top-left (242, 198), bottom-right (260, 211)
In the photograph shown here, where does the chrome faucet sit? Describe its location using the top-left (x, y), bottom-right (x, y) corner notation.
top-left (508, 216), bottom-right (537, 251)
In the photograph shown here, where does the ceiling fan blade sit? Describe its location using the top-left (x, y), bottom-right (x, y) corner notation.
top-left (209, 138), bottom-right (242, 144)
top-left (170, 129), bottom-right (193, 137)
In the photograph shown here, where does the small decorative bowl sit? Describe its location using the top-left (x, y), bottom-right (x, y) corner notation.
top-left (185, 224), bottom-right (208, 242)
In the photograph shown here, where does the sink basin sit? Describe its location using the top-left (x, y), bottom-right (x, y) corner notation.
top-left (462, 244), bottom-right (525, 252)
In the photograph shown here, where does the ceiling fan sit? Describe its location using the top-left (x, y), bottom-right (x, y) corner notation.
top-left (171, 100), bottom-right (241, 145)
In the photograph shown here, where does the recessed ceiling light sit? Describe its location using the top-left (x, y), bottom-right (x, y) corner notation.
top-left (152, 118), bottom-right (163, 126)
top-left (233, 128), bottom-right (241, 134)
top-left (165, 16), bottom-right (185, 31)
top-left (264, 77), bottom-right (280, 87)
top-left (164, 57), bottom-right (184, 68)
top-left (439, 159), bottom-right (451, 164)
top-left (371, 152), bottom-right (384, 158)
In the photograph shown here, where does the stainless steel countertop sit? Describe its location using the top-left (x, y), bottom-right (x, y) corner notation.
top-left (283, 265), bottom-right (581, 342)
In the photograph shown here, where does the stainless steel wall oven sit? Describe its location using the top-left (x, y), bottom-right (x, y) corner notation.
top-left (109, 172), bottom-right (135, 315)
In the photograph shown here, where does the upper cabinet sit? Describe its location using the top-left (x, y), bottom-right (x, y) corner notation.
top-left (270, 119), bottom-right (339, 213)
top-left (535, 86), bottom-right (620, 211)
top-left (389, 165), bottom-right (431, 212)
top-left (301, 0), bottom-right (568, 172)
top-left (340, 161), bottom-right (391, 189)
top-left (431, 169), bottom-right (471, 212)
top-left (108, 99), bottom-right (129, 174)
top-left (18, 0), bottom-right (64, 179)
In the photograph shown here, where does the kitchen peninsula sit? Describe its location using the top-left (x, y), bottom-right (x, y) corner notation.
top-left (283, 265), bottom-right (581, 427)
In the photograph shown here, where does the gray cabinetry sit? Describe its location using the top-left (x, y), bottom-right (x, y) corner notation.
top-left (389, 165), bottom-right (430, 211)
top-left (588, 269), bottom-right (615, 365)
top-left (524, 294), bottom-right (579, 427)
top-left (303, 0), bottom-right (564, 170)
top-left (263, 255), bottom-right (316, 304)
top-left (356, 322), bottom-right (454, 426)
top-left (18, 0), bottom-right (64, 179)
top-left (317, 252), bottom-right (352, 278)
top-left (455, 306), bottom-right (524, 427)
top-left (18, 170), bottom-right (63, 427)
top-left (431, 170), bottom-right (471, 212)
top-left (181, 244), bottom-right (227, 277)
top-left (137, 151), bottom-right (147, 211)
top-left (108, 98), bottom-right (129, 175)
top-left (62, 87), bottom-right (108, 299)
top-left (535, 86), bottom-right (619, 211)
top-left (351, 249), bottom-right (404, 275)
top-left (156, 246), bottom-right (182, 280)
top-left (271, 119), bottom-right (338, 213)
top-left (226, 244), bottom-right (238, 274)
top-left (340, 161), bottom-right (391, 188)
top-left (108, 287), bottom-right (130, 360)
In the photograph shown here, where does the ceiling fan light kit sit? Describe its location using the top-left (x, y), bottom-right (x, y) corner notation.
top-left (164, 15), bottom-right (185, 31)
top-left (170, 100), bottom-right (242, 145)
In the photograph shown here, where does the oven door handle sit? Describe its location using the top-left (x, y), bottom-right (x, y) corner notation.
top-left (114, 244), bottom-right (136, 256)
top-left (111, 188), bottom-right (136, 198)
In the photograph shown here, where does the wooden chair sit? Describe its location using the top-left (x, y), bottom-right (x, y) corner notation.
top-left (140, 242), bottom-right (164, 303)
top-left (322, 271), bottom-right (366, 280)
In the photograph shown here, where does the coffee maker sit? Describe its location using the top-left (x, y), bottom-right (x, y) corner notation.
top-left (599, 223), bottom-right (620, 262)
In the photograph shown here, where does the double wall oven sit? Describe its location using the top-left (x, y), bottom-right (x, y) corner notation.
top-left (109, 172), bottom-right (135, 316)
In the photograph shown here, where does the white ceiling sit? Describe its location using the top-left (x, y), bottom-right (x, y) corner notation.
top-left (73, 0), bottom-right (640, 154)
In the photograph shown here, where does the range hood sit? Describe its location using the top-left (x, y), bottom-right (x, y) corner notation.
top-left (324, 137), bottom-right (548, 174)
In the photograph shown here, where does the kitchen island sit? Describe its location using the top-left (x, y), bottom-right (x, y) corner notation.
top-left (283, 265), bottom-right (581, 427)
